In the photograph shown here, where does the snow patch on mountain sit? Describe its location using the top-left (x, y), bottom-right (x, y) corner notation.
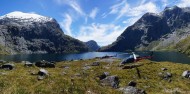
top-left (0, 11), bottom-right (53, 23)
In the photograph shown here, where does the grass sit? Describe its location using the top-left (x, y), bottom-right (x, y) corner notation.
top-left (0, 58), bottom-right (190, 94)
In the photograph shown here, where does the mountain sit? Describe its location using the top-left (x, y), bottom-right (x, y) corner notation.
top-left (85, 40), bottom-right (100, 51)
top-left (0, 11), bottom-right (88, 54)
top-left (100, 6), bottom-right (190, 52)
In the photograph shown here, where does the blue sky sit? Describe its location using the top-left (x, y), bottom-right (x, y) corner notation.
top-left (0, 0), bottom-right (190, 46)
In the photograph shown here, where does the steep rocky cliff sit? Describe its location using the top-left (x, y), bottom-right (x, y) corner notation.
top-left (100, 6), bottom-right (190, 52)
top-left (0, 11), bottom-right (88, 54)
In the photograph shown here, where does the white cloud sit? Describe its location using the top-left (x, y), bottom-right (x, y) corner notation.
top-left (109, 1), bottom-right (159, 24)
top-left (89, 7), bottom-right (99, 19)
top-left (60, 13), bottom-right (73, 36)
top-left (177, 0), bottom-right (190, 7)
top-left (109, 0), bottom-right (127, 14)
top-left (161, 0), bottom-right (168, 8)
top-left (76, 23), bottom-right (125, 46)
top-left (54, 0), bottom-right (85, 16)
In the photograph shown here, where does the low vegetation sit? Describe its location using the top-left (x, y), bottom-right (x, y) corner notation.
top-left (0, 58), bottom-right (190, 94)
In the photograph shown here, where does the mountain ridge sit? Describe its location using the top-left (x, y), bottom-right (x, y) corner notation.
top-left (85, 40), bottom-right (100, 51)
top-left (99, 6), bottom-right (190, 52)
top-left (0, 11), bottom-right (88, 54)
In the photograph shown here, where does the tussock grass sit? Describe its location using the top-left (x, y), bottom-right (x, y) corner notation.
top-left (0, 58), bottom-right (190, 94)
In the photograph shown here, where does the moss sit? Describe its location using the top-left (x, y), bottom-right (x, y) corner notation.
top-left (0, 59), bottom-right (190, 94)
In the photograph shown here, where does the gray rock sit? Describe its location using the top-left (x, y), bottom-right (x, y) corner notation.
top-left (128, 81), bottom-right (137, 87)
top-left (38, 76), bottom-right (45, 80)
top-left (35, 60), bottom-right (55, 68)
top-left (182, 70), bottom-right (190, 78)
top-left (98, 72), bottom-right (110, 80)
top-left (100, 75), bottom-right (119, 88)
top-left (121, 86), bottom-right (146, 94)
top-left (122, 64), bottom-right (142, 69)
top-left (38, 69), bottom-right (48, 76)
top-left (0, 60), bottom-right (6, 63)
top-left (23, 61), bottom-right (33, 67)
top-left (161, 68), bottom-right (167, 71)
top-left (82, 66), bottom-right (91, 70)
top-left (1, 63), bottom-right (15, 70)
top-left (91, 62), bottom-right (100, 66)
top-left (158, 72), bottom-right (172, 80)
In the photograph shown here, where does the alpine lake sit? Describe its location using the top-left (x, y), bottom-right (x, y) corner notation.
top-left (0, 51), bottom-right (190, 64)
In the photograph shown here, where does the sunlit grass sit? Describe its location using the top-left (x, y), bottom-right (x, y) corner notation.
top-left (0, 58), bottom-right (190, 94)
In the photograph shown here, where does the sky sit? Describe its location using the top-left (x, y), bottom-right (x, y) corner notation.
top-left (0, 0), bottom-right (190, 46)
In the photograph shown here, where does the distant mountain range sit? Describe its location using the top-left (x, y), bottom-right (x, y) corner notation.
top-left (0, 11), bottom-right (88, 54)
top-left (85, 40), bottom-right (100, 51)
top-left (100, 6), bottom-right (190, 53)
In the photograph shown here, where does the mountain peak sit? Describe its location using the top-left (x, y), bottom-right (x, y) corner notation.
top-left (164, 5), bottom-right (180, 10)
top-left (0, 11), bottom-right (53, 22)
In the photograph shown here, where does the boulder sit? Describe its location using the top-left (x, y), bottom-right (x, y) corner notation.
top-left (128, 81), bottom-right (137, 87)
top-left (38, 69), bottom-right (48, 76)
top-left (1, 63), bottom-right (15, 70)
top-left (35, 60), bottom-right (55, 68)
top-left (91, 62), bottom-right (100, 66)
top-left (182, 70), bottom-right (190, 78)
top-left (0, 60), bottom-right (6, 63)
top-left (100, 75), bottom-right (119, 88)
top-left (122, 64), bottom-right (142, 69)
top-left (121, 86), bottom-right (146, 94)
top-left (98, 72), bottom-right (110, 80)
top-left (158, 72), bottom-right (172, 80)
top-left (161, 68), bottom-right (167, 71)
top-left (23, 61), bottom-right (33, 67)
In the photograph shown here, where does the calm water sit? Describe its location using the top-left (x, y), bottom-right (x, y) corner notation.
top-left (0, 52), bottom-right (190, 64)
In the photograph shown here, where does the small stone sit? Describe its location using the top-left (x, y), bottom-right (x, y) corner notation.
top-left (91, 62), bottom-right (100, 66)
top-left (128, 81), bottom-right (137, 87)
top-left (24, 61), bottom-right (33, 67)
top-left (121, 86), bottom-right (146, 94)
top-left (98, 72), bottom-right (110, 80)
top-left (1, 63), bottom-right (15, 70)
top-left (38, 76), bottom-right (45, 80)
top-left (182, 70), bottom-right (190, 78)
top-left (38, 69), bottom-right (48, 76)
top-left (100, 75), bottom-right (119, 88)
top-left (161, 68), bottom-right (167, 71)
top-left (74, 73), bottom-right (81, 77)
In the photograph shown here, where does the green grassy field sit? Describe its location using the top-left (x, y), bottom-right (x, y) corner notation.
top-left (0, 58), bottom-right (190, 94)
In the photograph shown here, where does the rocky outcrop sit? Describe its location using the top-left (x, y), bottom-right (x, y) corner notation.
top-left (85, 40), bottom-right (100, 51)
top-left (100, 6), bottom-right (190, 52)
top-left (0, 11), bottom-right (88, 54)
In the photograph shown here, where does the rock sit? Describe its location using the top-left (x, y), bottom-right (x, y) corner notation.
top-left (38, 76), bottom-right (45, 80)
top-left (128, 81), bottom-right (137, 87)
top-left (1, 63), bottom-right (15, 70)
top-left (100, 75), bottom-right (119, 88)
top-left (122, 64), bottom-right (142, 69)
top-left (35, 60), bottom-right (55, 68)
top-left (38, 69), bottom-right (48, 76)
top-left (23, 61), bottom-right (33, 67)
top-left (98, 72), bottom-right (110, 80)
top-left (161, 68), bottom-right (167, 71)
top-left (158, 72), bottom-right (172, 80)
top-left (0, 60), bottom-right (6, 63)
top-left (121, 86), bottom-right (146, 94)
top-left (82, 66), bottom-right (91, 70)
top-left (91, 62), bottom-right (100, 66)
top-left (182, 70), bottom-right (190, 78)
top-left (74, 73), bottom-right (81, 77)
